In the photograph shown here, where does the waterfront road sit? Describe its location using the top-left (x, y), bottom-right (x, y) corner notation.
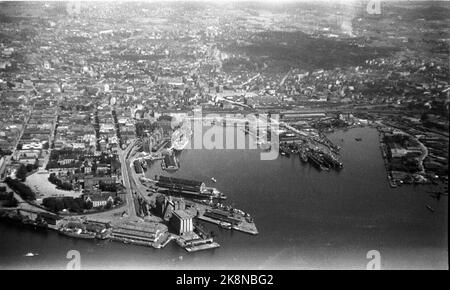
top-left (118, 140), bottom-right (138, 218)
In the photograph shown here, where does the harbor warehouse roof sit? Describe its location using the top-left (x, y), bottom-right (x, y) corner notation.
top-left (172, 210), bottom-right (192, 221)
top-left (158, 176), bottom-right (203, 187)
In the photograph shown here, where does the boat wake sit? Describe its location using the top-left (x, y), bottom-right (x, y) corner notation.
top-left (24, 252), bottom-right (39, 257)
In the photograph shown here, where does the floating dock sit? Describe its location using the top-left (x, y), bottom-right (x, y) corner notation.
top-left (185, 242), bottom-right (220, 252)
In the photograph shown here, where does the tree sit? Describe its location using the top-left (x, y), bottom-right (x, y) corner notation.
top-left (54, 199), bottom-right (65, 212)
top-left (74, 198), bottom-right (84, 213)
top-left (16, 164), bottom-right (28, 182)
top-left (43, 197), bottom-right (57, 212)
top-left (1, 193), bottom-right (18, 207)
top-left (26, 163), bottom-right (34, 172)
top-left (85, 199), bottom-right (93, 210)
top-left (42, 197), bottom-right (65, 212)
top-left (113, 196), bottom-right (122, 205)
top-left (5, 197), bottom-right (18, 207)
top-left (99, 181), bottom-right (117, 192)
top-left (60, 182), bottom-right (73, 190)
top-left (62, 197), bottom-right (74, 209)
top-left (105, 200), bottom-right (113, 209)
top-left (33, 158), bottom-right (40, 169)
top-left (4, 177), bottom-right (35, 201)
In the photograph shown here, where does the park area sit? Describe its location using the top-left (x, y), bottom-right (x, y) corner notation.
top-left (24, 171), bottom-right (82, 202)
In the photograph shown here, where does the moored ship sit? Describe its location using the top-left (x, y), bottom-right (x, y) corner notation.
top-left (299, 149), bottom-right (308, 163)
top-left (58, 228), bottom-right (96, 240)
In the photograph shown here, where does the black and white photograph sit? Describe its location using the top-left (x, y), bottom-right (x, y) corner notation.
top-left (0, 0), bottom-right (448, 273)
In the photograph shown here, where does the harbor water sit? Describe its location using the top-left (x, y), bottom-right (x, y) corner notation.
top-left (0, 127), bottom-right (447, 269)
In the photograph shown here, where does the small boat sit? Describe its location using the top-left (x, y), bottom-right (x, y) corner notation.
top-left (60, 231), bottom-right (96, 240)
top-left (426, 204), bottom-right (435, 212)
top-left (219, 221), bottom-right (232, 230)
top-left (211, 177), bottom-right (217, 183)
top-left (355, 137), bottom-right (362, 141)
top-left (25, 252), bottom-right (38, 257)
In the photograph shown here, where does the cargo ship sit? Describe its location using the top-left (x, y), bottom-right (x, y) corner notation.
top-left (320, 153), bottom-right (335, 169)
top-left (279, 145), bottom-right (290, 157)
top-left (322, 153), bottom-right (343, 169)
top-left (307, 152), bottom-right (328, 171)
top-left (219, 221), bottom-right (232, 230)
top-left (299, 148), bottom-right (308, 163)
top-left (58, 228), bottom-right (96, 240)
top-left (161, 153), bottom-right (179, 172)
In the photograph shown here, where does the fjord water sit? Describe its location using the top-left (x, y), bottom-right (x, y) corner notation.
top-left (0, 127), bottom-right (447, 269)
